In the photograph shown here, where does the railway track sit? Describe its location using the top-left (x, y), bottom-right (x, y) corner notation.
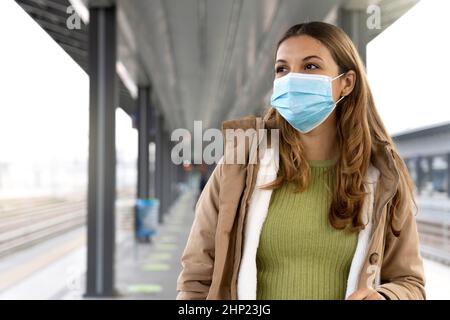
top-left (0, 197), bottom-right (86, 258)
top-left (417, 217), bottom-right (450, 265)
top-left (0, 189), bottom-right (135, 258)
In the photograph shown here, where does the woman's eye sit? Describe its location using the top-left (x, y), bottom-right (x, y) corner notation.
top-left (304, 63), bottom-right (319, 70)
top-left (275, 66), bottom-right (287, 74)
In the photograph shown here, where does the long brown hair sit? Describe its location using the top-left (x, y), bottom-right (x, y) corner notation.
top-left (262, 22), bottom-right (416, 235)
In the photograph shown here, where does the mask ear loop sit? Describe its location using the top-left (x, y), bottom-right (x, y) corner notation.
top-left (335, 95), bottom-right (346, 104)
top-left (332, 72), bottom-right (347, 104)
top-left (332, 72), bottom-right (346, 81)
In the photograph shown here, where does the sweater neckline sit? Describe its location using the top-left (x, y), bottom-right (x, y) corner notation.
top-left (307, 158), bottom-right (337, 168)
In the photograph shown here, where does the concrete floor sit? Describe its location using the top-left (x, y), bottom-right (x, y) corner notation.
top-left (114, 190), bottom-right (195, 299)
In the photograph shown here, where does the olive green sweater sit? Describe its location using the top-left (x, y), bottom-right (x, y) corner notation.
top-left (256, 159), bottom-right (358, 300)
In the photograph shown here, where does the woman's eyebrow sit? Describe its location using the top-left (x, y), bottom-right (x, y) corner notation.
top-left (275, 55), bottom-right (324, 64)
top-left (275, 59), bottom-right (288, 64)
top-left (303, 55), bottom-right (324, 62)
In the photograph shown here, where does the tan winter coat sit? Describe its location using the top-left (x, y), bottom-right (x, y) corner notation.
top-left (176, 115), bottom-right (425, 300)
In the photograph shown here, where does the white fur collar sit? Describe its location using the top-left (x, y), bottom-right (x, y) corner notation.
top-left (237, 148), bottom-right (380, 300)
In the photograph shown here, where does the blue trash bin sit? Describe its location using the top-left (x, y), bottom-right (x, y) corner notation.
top-left (135, 198), bottom-right (159, 241)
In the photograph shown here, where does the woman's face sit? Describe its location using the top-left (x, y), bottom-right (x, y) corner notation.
top-left (274, 35), bottom-right (354, 103)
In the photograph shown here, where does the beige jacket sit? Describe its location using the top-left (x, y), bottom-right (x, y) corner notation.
top-left (176, 115), bottom-right (425, 300)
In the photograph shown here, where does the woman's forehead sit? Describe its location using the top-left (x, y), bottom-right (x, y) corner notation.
top-left (276, 35), bottom-right (333, 62)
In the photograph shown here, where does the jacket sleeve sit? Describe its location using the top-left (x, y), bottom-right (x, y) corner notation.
top-left (176, 162), bottom-right (222, 300)
top-left (376, 208), bottom-right (426, 300)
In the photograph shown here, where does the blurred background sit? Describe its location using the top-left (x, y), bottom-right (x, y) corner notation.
top-left (0, 0), bottom-right (449, 299)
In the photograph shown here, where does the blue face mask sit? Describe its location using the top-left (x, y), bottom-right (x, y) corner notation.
top-left (270, 72), bottom-right (346, 133)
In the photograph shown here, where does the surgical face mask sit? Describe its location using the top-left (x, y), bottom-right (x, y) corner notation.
top-left (270, 72), bottom-right (346, 133)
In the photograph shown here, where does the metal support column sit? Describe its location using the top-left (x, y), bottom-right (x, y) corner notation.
top-left (169, 137), bottom-right (174, 204)
top-left (167, 156), bottom-right (172, 205)
top-left (162, 130), bottom-right (168, 215)
top-left (162, 130), bottom-right (171, 216)
top-left (155, 115), bottom-right (164, 223)
top-left (148, 102), bottom-right (157, 198)
top-left (137, 86), bottom-right (150, 200)
top-left (86, 5), bottom-right (117, 297)
top-left (170, 157), bottom-right (175, 203)
top-left (338, 8), bottom-right (371, 65)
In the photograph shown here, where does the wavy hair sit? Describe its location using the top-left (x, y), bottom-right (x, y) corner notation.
top-left (262, 22), bottom-right (416, 235)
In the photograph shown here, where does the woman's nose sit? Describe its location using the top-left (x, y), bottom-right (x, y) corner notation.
top-left (290, 65), bottom-right (302, 73)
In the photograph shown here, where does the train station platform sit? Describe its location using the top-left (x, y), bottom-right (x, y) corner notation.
top-left (0, 188), bottom-right (195, 300)
top-left (2, 0), bottom-right (448, 301)
top-left (1, 185), bottom-right (450, 300)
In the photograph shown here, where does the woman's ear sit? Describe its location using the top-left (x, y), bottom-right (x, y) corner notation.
top-left (340, 70), bottom-right (356, 97)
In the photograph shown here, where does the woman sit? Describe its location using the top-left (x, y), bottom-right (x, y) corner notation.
top-left (176, 22), bottom-right (425, 300)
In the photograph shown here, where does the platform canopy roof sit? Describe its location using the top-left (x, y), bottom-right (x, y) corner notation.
top-left (16, 0), bottom-right (418, 131)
